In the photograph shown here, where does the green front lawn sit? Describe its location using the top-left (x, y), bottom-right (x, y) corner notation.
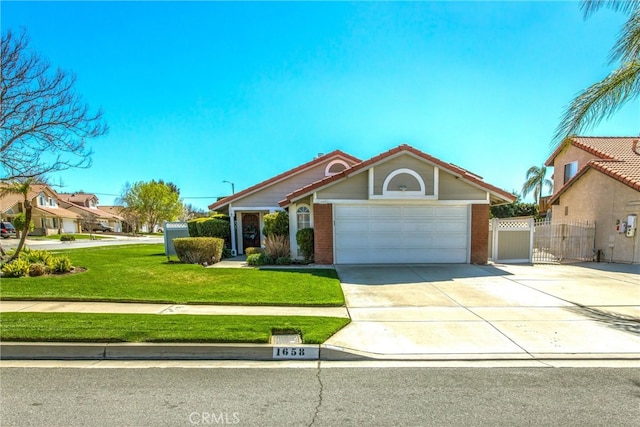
top-left (0, 244), bottom-right (345, 306)
top-left (44, 234), bottom-right (112, 240)
top-left (0, 313), bottom-right (350, 344)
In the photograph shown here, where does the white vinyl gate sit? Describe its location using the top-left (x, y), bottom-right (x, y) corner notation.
top-left (488, 218), bottom-right (534, 263)
top-left (334, 205), bottom-right (469, 264)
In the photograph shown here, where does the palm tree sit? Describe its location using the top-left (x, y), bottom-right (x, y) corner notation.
top-left (522, 165), bottom-right (553, 209)
top-left (0, 178), bottom-right (36, 261)
top-left (553, 0), bottom-right (640, 146)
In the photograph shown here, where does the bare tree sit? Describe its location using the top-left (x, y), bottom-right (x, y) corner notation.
top-left (1, 28), bottom-right (107, 180)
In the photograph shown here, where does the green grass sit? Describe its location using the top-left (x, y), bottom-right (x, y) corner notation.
top-left (0, 244), bottom-right (345, 306)
top-left (0, 313), bottom-right (349, 344)
top-left (44, 234), bottom-right (112, 240)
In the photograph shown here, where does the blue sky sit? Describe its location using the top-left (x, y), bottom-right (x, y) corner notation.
top-left (3, 1), bottom-right (639, 210)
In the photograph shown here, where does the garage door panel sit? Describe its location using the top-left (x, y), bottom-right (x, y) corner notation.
top-left (334, 204), bottom-right (469, 264)
top-left (434, 220), bottom-right (467, 233)
top-left (335, 221), bottom-right (370, 234)
top-left (370, 221), bottom-right (401, 232)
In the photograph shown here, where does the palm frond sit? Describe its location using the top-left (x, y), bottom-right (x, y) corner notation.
top-left (552, 59), bottom-right (640, 146)
top-left (581, 0), bottom-right (640, 19)
top-left (609, 8), bottom-right (640, 64)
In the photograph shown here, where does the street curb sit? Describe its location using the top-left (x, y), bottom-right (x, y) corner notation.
top-left (2, 342), bottom-right (639, 362)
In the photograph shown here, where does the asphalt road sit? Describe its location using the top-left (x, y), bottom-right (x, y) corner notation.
top-left (1, 366), bottom-right (638, 426)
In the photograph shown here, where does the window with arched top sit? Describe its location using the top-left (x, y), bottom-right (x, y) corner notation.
top-left (382, 168), bottom-right (425, 196)
top-left (297, 205), bottom-right (311, 230)
top-left (324, 160), bottom-right (349, 176)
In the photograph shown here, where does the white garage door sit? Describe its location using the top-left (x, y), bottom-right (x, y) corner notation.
top-left (334, 205), bottom-right (469, 264)
top-left (62, 219), bottom-right (77, 233)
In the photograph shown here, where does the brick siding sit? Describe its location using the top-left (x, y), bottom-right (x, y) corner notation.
top-left (313, 203), bottom-right (334, 264)
top-left (470, 204), bottom-right (489, 264)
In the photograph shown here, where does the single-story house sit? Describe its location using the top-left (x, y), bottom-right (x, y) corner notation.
top-left (545, 136), bottom-right (640, 264)
top-left (0, 184), bottom-right (82, 235)
top-left (210, 144), bottom-right (515, 264)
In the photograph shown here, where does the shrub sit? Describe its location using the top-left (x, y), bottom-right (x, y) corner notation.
top-left (296, 228), bottom-right (314, 262)
top-left (276, 256), bottom-right (292, 265)
top-left (264, 235), bottom-right (290, 259)
top-left (262, 211), bottom-right (289, 237)
top-left (246, 252), bottom-right (273, 266)
top-left (28, 263), bottom-right (47, 277)
top-left (173, 237), bottom-right (224, 265)
top-left (12, 212), bottom-right (35, 236)
top-left (20, 249), bottom-right (55, 270)
top-left (60, 234), bottom-right (76, 242)
top-left (51, 256), bottom-right (73, 274)
top-left (222, 247), bottom-right (233, 259)
top-left (245, 247), bottom-right (263, 256)
top-left (188, 218), bottom-right (231, 247)
top-left (1, 259), bottom-right (30, 278)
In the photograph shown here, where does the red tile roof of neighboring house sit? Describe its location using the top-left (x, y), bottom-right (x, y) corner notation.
top-left (279, 144), bottom-right (516, 206)
top-left (61, 203), bottom-right (118, 220)
top-left (98, 206), bottom-right (125, 221)
top-left (58, 192), bottom-right (97, 206)
top-left (547, 136), bottom-right (640, 203)
top-left (208, 150), bottom-right (361, 211)
top-left (34, 205), bottom-right (82, 219)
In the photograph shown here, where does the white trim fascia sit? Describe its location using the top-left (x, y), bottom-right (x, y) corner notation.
top-left (230, 206), bottom-right (284, 212)
top-left (368, 168), bottom-right (374, 198)
top-left (369, 195), bottom-right (438, 200)
top-left (314, 198), bottom-right (490, 205)
top-left (434, 167), bottom-right (439, 199)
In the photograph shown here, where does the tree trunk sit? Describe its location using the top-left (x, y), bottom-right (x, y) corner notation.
top-left (9, 200), bottom-right (31, 261)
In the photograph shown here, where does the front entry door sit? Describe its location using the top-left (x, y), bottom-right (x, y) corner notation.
top-left (242, 213), bottom-right (260, 253)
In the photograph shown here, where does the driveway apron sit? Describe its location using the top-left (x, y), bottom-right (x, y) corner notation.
top-left (326, 264), bottom-right (640, 359)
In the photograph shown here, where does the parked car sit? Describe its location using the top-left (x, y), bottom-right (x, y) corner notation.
top-left (83, 223), bottom-right (113, 233)
top-left (1, 221), bottom-right (17, 239)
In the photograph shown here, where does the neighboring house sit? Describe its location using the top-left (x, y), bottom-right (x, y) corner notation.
top-left (210, 144), bottom-right (515, 264)
top-left (58, 193), bottom-right (123, 232)
top-left (545, 136), bottom-right (640, 264)
top-left (99, 206), bottom-right (129, 233)
top-left (0, 184), bottom-right (82, 235)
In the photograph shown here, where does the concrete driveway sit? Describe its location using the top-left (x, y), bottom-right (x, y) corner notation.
top-left (326, 263), bottom-right (640, 360)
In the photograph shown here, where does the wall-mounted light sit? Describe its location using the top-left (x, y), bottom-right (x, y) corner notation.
top-left (399, 185), bottom-right (407, 192)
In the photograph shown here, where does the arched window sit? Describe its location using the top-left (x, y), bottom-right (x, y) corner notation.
top-left (297, 206), bottom-right (311, 230)
top-left (382, 168), bottom-right (425, 196)
top-left (324, 160), bottom-right (349, 176)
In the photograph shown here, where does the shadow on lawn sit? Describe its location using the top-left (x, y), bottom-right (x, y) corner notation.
top-left (569, 304), bottom-right (640, 336)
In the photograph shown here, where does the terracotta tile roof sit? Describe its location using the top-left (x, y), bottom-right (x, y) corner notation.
top-left (548, 136), bottom-right (640, 203)
top-left (98, 206), bottom-right (125, 220)
top-left (61, 203), bottom-right (117, 220)
top-left (34, 205), bottom-right (82, 219)
top-left (208, 150), bottom-right (361, 211)
top-left (58, 192), bottom-right (97, 206)
top-left (279, 144), bottom-right (516, 206)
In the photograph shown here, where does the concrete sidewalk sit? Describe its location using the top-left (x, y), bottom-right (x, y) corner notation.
top-left (1, 301), bottom-right (349, 318)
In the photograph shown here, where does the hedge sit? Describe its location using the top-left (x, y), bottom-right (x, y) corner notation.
top-left (173, 237), bottom-right (224, 265)
top-left (187, 217), bottom-right (231, 248)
